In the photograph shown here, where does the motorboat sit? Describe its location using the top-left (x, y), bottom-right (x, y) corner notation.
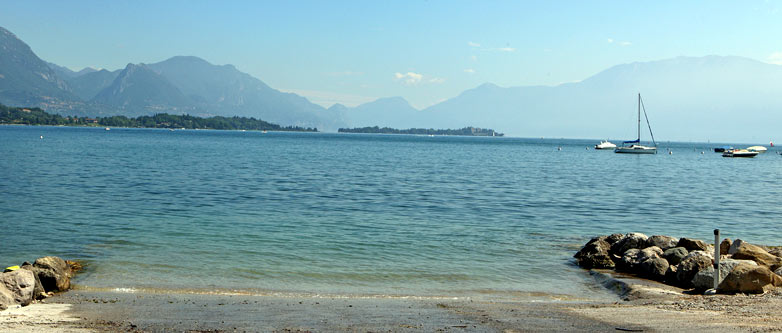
top-left (594, 141), bottom-right (617, 149)
top-left (746, 146), bottom-right (767, 153)
top-left (722, 149), bottom-right (759, 158)
top-left (713, 146), bottom-right (733, 153)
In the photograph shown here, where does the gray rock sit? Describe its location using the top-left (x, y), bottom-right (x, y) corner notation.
top-left (720, 238), bottom-right (732, 256)
top-left (639, 246), bottom-right (663, 261)
top-left (574, 237), bottom-right (615, 269)
top-left (610, 233), bottom-right (649, 257)
top-left (0, 269), bottom-right (35, 307)
top-left (665, 265), bottom-right (678, 284)
top-left (616, 248), bottom-right (642, 271)
top-left (769, 248), bottom-right (782, 258)
top-left (646, 235), bottom-right (679, 251)
top-left (676, 250), bottom-right (713, 288)
top-left (691, 259), bottom-right (757, 291)
top-left (0, 283), bottom-right (14, 311)
top-left (775, 267), bottom-right (782, 277)
top-left (677, 237), bottom-right (709, 252)
top-left (639, 257), bottom-right (669, 281)
top-left (19, 263), bottom-right (45, 299)
top-left (605, 233), bottom-right (624, 245)
top-left (718, 263), bottom-right (782, 294)
top-left (32, 256), bottom-right (72, 293)
top-left (663, 247), bottom-right (688, 266)
top-left (728, 239), bottom-right (746, 255)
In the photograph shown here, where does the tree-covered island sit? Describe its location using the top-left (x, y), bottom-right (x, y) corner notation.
top-left (338, 126), bottom-right (503, 137)
top-left (0, 103), bottom-right (317, 132)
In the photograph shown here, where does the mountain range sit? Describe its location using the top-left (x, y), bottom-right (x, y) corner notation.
top-left (2, 25), bottom-right (782, 141)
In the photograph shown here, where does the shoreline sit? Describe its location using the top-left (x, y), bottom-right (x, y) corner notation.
top-left (5, 273), bottom-right (782, 332)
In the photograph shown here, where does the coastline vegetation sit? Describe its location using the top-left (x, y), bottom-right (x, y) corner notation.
top-left (0, 103), bottom-right (317, 132)
top-left (338, 126), bottom-right (503, 137)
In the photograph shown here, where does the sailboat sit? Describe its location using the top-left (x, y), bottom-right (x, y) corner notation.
top-left (615, 93), bottom-right (657, 154)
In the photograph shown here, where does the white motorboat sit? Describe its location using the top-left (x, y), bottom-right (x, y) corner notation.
top-left (723, 149), bottom-right (759, 158)
top-left (746, 146), bottom-right (767, 153)
top-left (594, 141), bottom-right (617, 149)
top-left (615, 93), bottom-right (657, 154)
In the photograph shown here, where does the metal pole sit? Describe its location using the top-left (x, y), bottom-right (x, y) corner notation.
top-left (713, 229), bottom-right (720, 290)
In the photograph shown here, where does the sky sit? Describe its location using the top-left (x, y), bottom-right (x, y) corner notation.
top-left (1, 0), bottom-right (781, 109)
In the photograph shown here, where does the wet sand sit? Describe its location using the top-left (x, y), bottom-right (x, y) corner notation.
top-left (6, 274), bottom-right (782, 332)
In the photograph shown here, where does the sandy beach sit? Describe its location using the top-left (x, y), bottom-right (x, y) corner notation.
top-left (5, 275), bottom-right (782, 332)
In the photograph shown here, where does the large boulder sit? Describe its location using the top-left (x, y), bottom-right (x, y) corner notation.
top-left (675, 251), bottom-right (713, 288)
top-left (32, 256), bottom-right (72, 292)
top-left (19, 263), bottom-right (45, 299)
top-left (720, 238), bottom-right (732, 256)
top-left (646, 235), bottom-right (679, 251)
top-left (663, 247), bottom-right (688, 266)
top-left (639, 257), bottom-right (669, 281)
top-left (610, 233), bottom-right (649, 257)
top-left (691, 259), bottom-right (757, 291)
top-left (728, 239), bottom-right (745, 255)
top-left (769, 248), bottom-right (782, 258)
top-left (616, 246), bottom-right (662, 272)
top-left (574, 237), bottom-right (615, 269)
top-left (677, 238), bottom-right (709, 252)
top-left (0, 269), bottom-right (35, 307)
top-left (731, 243), bottom-right (782, 271)
top-left (718, 263), bottom-right (782, 294)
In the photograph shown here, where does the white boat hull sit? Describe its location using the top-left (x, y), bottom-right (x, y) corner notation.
top-left (614, 145), bottom-right (657, 154)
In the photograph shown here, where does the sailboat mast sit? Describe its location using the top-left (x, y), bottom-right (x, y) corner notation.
top-left (637, 93), bottom-right (641, 142)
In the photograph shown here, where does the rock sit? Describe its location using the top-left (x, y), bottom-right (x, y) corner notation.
top-left (675, 251), bottom-right (713, 288)
top-left (0, 284), bottom-right (14, 311)
top-left (646, 235), bottom-right (679, 251)
top-left (677, 238), bottom-right (709, 252)
top-left (19, 263), bottom-right (45, 299)
top-left (665, 265), bottom-right (678, 284)
top-left (605, 233), bottom-right (624, 245)
top-left (691, 259), bottom-right (757, 291)
top-left (0, 269), bottom-right (35, 307)
top-left (32, 256), bottom-right (72, 293)
top-left (731, 243), bottom-right (782, 271)
top-left (728, 239), bottom-right (745, 255)
top-left (720, 238), bottom-right (732, 256)
top-left (616, 249), bottom-right (642, 271)
top-left (610, 233), bottom-right (649, 257)
top-left (639, 246), bottom-right (663, 260)
top-left (775, 267), bottom-right (782, 276)
top-left (663, 247), bottom-right (688, 266)
top-left (639, 257), bottom-right (669, 281)
top-left (768, 248), bottom-right (782, 258)
top-left (574, 237), bottom-right (615, 269)
top-left (718, 263), bottom-right (782, 294)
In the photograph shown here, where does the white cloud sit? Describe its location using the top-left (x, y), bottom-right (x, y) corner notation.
top-left (768, 52), bottom-right (782, 65)
top-left (394, 72), bottom-right (424, 85)
top-left (497, 47), bottom-right (516, 52)
top-left (468, 41), bottom-right (481, 47)
top-left (464, 69), bottom-right (476, 74)
top-left (429, 77), bottom-right (446, 84)
top-left (607, 38), bottom-right (614, 43)
top-left (620, 41), bottom-right (632, 46)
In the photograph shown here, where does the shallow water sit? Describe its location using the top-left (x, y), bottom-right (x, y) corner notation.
top-left (2, 126), bottom-right (780, 298)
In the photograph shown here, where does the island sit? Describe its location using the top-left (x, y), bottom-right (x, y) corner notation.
top-left (0, 103), bottom-right (317, 132)
top-left (338, 126), bottom-right (503, 137)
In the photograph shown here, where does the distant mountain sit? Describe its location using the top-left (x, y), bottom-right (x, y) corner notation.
top-left (92, 63), bottom-right (194, 115)
top-left (67, 69), bottom-right (120, 100)
top-left (339, 96), bottom-right (424, 129)
top-left (418, 56), bottom-right (782, 142)
top-left (0, 27), bottom-right (78, 107)
top-left (145, 56), bottom-right (337, 128)
top-left (47, 62), bottom-right (97, 79)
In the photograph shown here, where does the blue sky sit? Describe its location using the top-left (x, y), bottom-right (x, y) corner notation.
top-left (1, 0), bottom-right (781, 109)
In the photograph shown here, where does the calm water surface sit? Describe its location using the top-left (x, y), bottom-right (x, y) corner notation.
top-left (2, 126), bottom-right (780, 299)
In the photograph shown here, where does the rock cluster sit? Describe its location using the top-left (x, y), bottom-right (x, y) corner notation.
top-left (1, 256), bottom-right (76, 310)
top-left (575, 233), bottom-right (782, 294)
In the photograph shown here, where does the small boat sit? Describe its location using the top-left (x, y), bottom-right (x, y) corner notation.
top-left (615, 93), bottom-right (657, 154)
top-left (722, 149), bottom-right (759, 158)
top-left (746, 146), bottom-right (767, 153)
top-left (594, 140), bottom-right (617, 149)
top-left (713, 146), bottom-right (733, 153)
top-left (105, 127), bottom-right (110, 131)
